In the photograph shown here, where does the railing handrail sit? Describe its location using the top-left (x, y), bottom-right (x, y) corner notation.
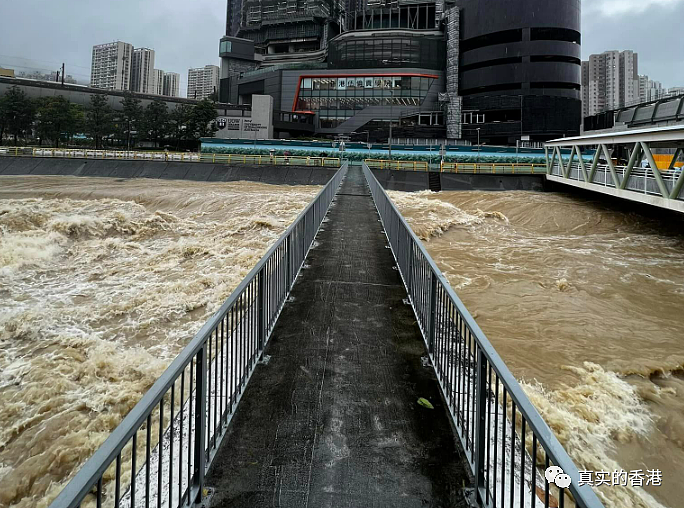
top-left (49, 163), bottom-right (349, 508)
top-left (364, 158), bottom-right (546, 174)
top-left (362, 161), bottom-right (604, 508)
top-left (0, 146), bottom-right (341, 167)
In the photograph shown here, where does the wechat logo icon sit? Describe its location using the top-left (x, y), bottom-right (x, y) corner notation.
top-left (545, 466), bottom-right (572, 489)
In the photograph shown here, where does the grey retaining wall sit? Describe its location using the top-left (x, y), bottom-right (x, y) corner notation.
top-left (0, 157), bottom-right (338, 186)
top-left (371, 169), bottom-right (547, 192)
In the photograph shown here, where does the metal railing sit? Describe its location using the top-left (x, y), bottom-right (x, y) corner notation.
top-left (364, 158), bottom-right (546, 174)
top-left (0, 146), bottom-right (341, 168)
top-left (365, 159), bottom-right (429, 171)
top-left (48, 163), bottom-right (348, 508)
top-left (440, 162), bottom-right (547, 174)
top-left (549, 160), bottom-right (684, 201)
top-left (362, 161), bottom-right (604, 508)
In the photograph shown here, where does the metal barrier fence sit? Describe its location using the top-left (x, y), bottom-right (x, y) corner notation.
top-left (549, 160), bottom-right (684, 201)
top-left (0, 146), bottom-right (341, 168)
top-left (48, 163), bottom-right (348, 508)
top-left (365, 159), bottom-right (429, 171)
top-left (364, 159), bottom-right (545, 174)
top-left (440, 162), bottom-right (547, 174)
top-left (361, 162), bottom-right (604, 508)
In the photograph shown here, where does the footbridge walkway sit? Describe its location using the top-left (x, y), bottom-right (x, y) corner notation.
top-left (48, 164), bottom-right (603, 508)
top-left (546, 125), bottom-right (684, 213)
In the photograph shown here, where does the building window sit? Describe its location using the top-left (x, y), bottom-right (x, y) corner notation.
top-left (296, 74), bottom-right (436, 126)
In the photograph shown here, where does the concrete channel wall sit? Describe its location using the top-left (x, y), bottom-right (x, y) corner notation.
top-left (371, 168), bottom-right (547, 192)
top-left (0, 157), bottom-right (338, 185)
top-left (0, 157), bottom-right (546, 190)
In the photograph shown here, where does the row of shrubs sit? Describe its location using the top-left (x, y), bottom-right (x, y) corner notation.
top-left (201, 146), bottom-right (558, 164)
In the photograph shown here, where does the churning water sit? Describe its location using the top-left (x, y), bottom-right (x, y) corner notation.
top-left (0, 176), bottom-right (320, 508)
top-left (390, 189), bottom-right (684, 508)
top-left (3, 175), bottom-right (683, 508)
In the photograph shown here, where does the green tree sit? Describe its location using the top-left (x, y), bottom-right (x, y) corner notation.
top-left (120, 92), bottom-right (143, 150)
top-left (142, 99), bottom-right (169, 148)
top-left (65, 104), bottom-right (85, 146)
top-left (188, 98), bottom-right (219, 141)
top-left (169, 104), bottom-right (193, 150)
top-left (1, 86), bottom-right (35, 145)
top-left (35, 96), bottom-right (77, 147)
top-left (85, 94), bottom-right (113, 149)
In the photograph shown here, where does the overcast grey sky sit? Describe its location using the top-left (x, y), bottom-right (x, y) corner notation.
top-left (0, 0), bottom-right (683, 97)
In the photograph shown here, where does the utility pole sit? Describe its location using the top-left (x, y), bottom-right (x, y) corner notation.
top-left (61, 63), bottom-right (65, 86)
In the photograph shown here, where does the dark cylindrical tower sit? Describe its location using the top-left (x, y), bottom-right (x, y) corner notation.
top-left (458, 0), bottom-right (581, 144)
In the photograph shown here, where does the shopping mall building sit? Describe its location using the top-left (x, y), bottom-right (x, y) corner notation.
top-left (218, 0), bottom-right (581, 145)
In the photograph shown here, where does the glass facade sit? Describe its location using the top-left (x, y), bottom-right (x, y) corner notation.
top-left (328, 36), bottom-right (445, 70)
top-left (219, 40), bottom-right (233, 55)
top-left (295, 75), bottom-right (435, 128)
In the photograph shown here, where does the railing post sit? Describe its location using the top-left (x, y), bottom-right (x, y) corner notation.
top-left (258, 269), bottom-right (265, 351)
top-left (428, 272), bottom-right (437, 355)
top-left (474, 348), bottom-right (488, 505)
top-left (193, 345), bottom-right (207, 504)
top-left (286, 235), bottom-right (292, 290)
top-left (406, 240), bottom-right (414, 303)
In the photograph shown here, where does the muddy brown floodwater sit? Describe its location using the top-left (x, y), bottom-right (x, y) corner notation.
top-left (391, 189), bottom-right (684, 508)
top-left (0, 176), bottom-right (320, 508)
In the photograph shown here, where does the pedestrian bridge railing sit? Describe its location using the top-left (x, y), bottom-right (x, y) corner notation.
top-left (0, 146), bottom-right (341, 168)
top-left (362, 161), bottom-right (604, 508)
top-left (48, 164), bottom-right (348, 508)
top-left (548, 159), bottom-right (684, 202)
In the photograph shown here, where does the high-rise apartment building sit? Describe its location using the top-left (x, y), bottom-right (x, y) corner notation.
top-left (581, 50), bottom-right (639, 117)
top-left (163, 72), bottom-right (181, 97)
top-left (638, 75), bottom-right (664, 104)
top-left (187, 65), bottom-right (219, 100)
top-left (90, 41), bottom-right (134, 91)
top-left (153, 69), bottom-right (165, 95)
top-left (131, 48), bottom-right (156, 94)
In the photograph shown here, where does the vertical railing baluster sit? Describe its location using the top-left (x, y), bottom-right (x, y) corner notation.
top-left (146, 415), bottom-right (151, 508)
top-left (179, 371), bottom-right (184, 504)
top-left (521, 418), bottom-right (526, 508)
top-left (193, 347), bottom-right (207, 504)
top-left (170, 382), bottom-right (175, 508)
top-left (187, 357), bottom-right (194, 503)
top-left (115, 453), bottom-right (121, 508)
top-left (258, 269), bottom-right (265, 353)
top-left (286, 235), bottom-right (292, 290)
top-left (158, 399), bottom-right (163, 508)
top-left (428, 272), bottom-right (437, 355)
top-left (532, 433), bottom-right (537, 508)
top-left (132, 432), bottom-right (137, 507)
top-left (474, 348), bottom-right (488, 505)
top-left (510, 402), bottom-right (516, 508)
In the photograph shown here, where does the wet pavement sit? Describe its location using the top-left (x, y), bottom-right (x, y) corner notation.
top-left (205, 166), bottom-right (471, 508)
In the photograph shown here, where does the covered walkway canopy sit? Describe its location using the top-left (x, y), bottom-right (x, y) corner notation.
top-left (546, 124), bottom-right (684, 148)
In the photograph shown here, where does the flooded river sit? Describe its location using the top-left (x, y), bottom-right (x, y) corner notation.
top-left (391, 189), bottom-right (684, 508)
top-left (2, 174), bottom-right (683, 508)
top-left (0, 176), bottom-right (319, 508)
